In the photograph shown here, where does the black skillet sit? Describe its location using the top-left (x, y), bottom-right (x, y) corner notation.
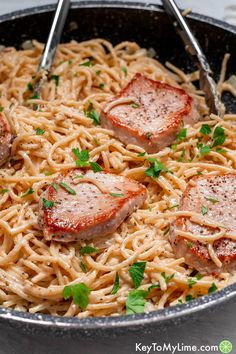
top-left (0, 2), bottom-right (236, 353)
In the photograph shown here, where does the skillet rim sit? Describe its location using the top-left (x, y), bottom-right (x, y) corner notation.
top-left (0, 0), bottom-right (236, 330)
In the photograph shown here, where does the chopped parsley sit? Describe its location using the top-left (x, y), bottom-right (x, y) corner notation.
top-left (111, 273), bottom-right (119, 295)
top-left (176, 128), bottom-right (187, 142)
top-left (63, 283), bottom-right (91, 309)
top-left (121, 66), bottom-right (128, 76)
top-left (163, 226), bottom-right (170, 236)
top-left (148, 283), bottom-right (160, 291)
top-left (27, 82), bottom-right (33, 91)
top-left (129, 262), bottom-right (146, 289)
top-left (60, 182), bottom-right (76, 195)
top-left (35, 127), bottom-right (45, 135)
top-left (21, 187), bottom-right (34, 198)
top-left (161, 272), bottom-right (174, 284)
top-left (80, 246), bottom-right (99, 255)
top-left (96, 70), bottom-right (101, 76)
top-left (42, 198), bottom-right (55, 208)
top-left (137, 152), bottom-right (146, 157)
top-left (80, 261), bottom-right (87, 273)
top-left (201, 205), bottom-right (208, 215)
top-left (51, 183), bottom-right (58, 192)
top-left (212, 126), bottom-right (226, 147)
top-left (89, 161), bottom-right (102, 173)
top-left (1, 189), bottom-right (8, 194)
top-left (216, 148), bottom-right (226, 153)
top-left (200, 145), bottom-right (211, 155)
top-left (131, 103), bottom-right (140, 109)
top-left (44, 171), bottom-right (52, 176)
top-left (79, 60), bottom-right (93, 67)
top-left (98, 83), bottom-right (105, 90)
top-left (200, 124), bottom-right (211, 135)
top-left (187, 242), bottom-right (193, 249)
top-left (178, 299), bottom-right (183, 304)
top-left (84, 103), bottom-right (100, 125)
top-left (186, 294), bottom-right (193, 302)
top-left (0, 106), bottom-right (3, 112)
top-left (51, 75), bottom-right (60, 86)
top-left (208, 282), bottom-right (217, 294)
top-left (72, 148), bottom-right (89, 167)
top-left (195, 273), bottom-right (203, 280)
top-left (110, 193), bottom-right (124, 197)
top-left (125, 289), bottom-right (148, 315)
top-left (188, 278), bottom-right (197, 289)
top-left (146, 132), bottom-right (152, 140)
top-left (167, 204), bottom-right (179, 210)
top-left (205, 197), bottom-right (219, 204)
top-left (171, 143), bottom-right (177, 150)
top-left (29, 93), bottom-right (39, 99)
top-left (145, 158), bottom-right (172, 179)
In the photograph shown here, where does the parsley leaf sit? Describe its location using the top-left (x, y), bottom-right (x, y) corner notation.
top-left (72, 148), bottom-right (89, 167)
top-left (89, 161), bottom-right (102, 172)
top-left (131, 103), bottom-right (140, 108)
top-left (51, 183), bottom-right (58, 192)
top-left (176, 128), bottom-right (187, 142)
top-left (205, 197), bottom-right (219, 204)
top-left (208, 282), bottom-right (217, 294)
top-left (200, 146), bottom-right (211, 155)
top-left (195, 273), bottom-right (203, 280)
top-left (125, 289), bottom-right (148, 315)
top-left (148, 284), bottom-right (160, 291)
top-left (167, 204), bottom-right (179, 210)
top-left (145, 158), bottom-right (172, 179)
top-left (200, 124), bottom-right (211, 135)
top-left (187, 242), bottom-right (193, 249)
top-left (186, 294), bottom-right (193, 302)
top-left (42, 198), bottom-right (54, 208)
top-left (212, 126), bottom-right (225, 147)
top-left (137, 152), bottom-right (146, 157)
top-left (129, 262), bottom-right (146, 289)
top-left (79, 60), bottom-right (93, 67)
top-left (161, 272), bottom-right (174, 284)
top-left (21, 187), bottom-right (34, 198)
top-left (60, 182), bottom-right (76, 195)
top-left (51, 75), bottom-right (60, 86)
top-left (80, 262), bottom-right (87, 273)
top-left (121, 66), bottom-right (128, 76)
top-left (27, 82), bottom-right (33, 91)
top-left (63, 283), bottom-right (91, 309)
top-left (96, 70), bottom-right (101, 76)
top-left (188, 278), bottom-right (197, 289)
top-left (146, 132), bottom-right (152, 139)
top-left (201, 205), bottom-right (208, 215)
top-left (80, 246), bottom-right (99, 255)
top-left (0, 106), bottom-right (3, 112)
top-left (84, 103), bottom-right (100, 125)
top-left (111, 273), bottom-right (119, 295)
top-left (1, 188), bottom-right (8, 194)
top-left (35, 127), bottom-right (45, 135)
top-left (110, 193), bottom-right (124, 197)
top-left (163, 226), bottom-right (170, 236)
top-left (29, 93), bottom-right (39, 99)
top-left (98, 83), bottom-right (105, 90)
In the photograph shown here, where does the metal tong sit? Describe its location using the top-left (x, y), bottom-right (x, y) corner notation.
top-left (162, 0), bottom-right (223, 117)
top-left (33, 0), bottom-right (70, 107)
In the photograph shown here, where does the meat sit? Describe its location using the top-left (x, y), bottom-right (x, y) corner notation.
top-left (170, 174), bottom-right (236, 275)
top-left (100, 73), bottom-right (199, 153)
top-left (38, 169), bottom-right (147, 242)
top-left (0, 112), bottom-right (12, 166)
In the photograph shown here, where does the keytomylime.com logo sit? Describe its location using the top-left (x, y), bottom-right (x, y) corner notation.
top-left (219, 340), bottom-right (233, 354)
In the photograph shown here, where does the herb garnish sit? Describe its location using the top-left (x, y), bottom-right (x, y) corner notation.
top-left (137, 152), bottom-right (146, 157)
top-left (63, 283), bottom-right (91, 309)
top-left (51, 183), bottom-right (58, 192)
top-left (60, 182), bottom-right (76, 195)
top-left (72, 148), bottom-right (89, 167)
top-left (201, 205), bottom-right (208, 215)
top-left (205, 197), bottom-right (219, 204)
top-left (27, 82), bottom-right (33, 91)
top-left (80, 262), bottom-right (87, 273)
top-left (111, 273), bottom-right (119, 295)
top-left (51, 75), bottom-right (60, 86)
top-left (199, 146), bottom-right (211, 155)
top-left (89, 161), bottom-right (102, 173)
top-left (84, 103), bottom-right (100, 125)
top-left (163, 226), bottom-right (170, 236)
top-left (187, 242), bottom-right (193, 249)
top-left (121, 66), bottom-right (128, 76)
top-left (21, 187), bottom-right (34, 198)
top-left (167, 204), bottom-right (179, 210)
top-left (96, 70), bottom-right (101, 76)
top-left (131, 103), bottom-right (140, 109)
top-left (125, 289), bottom-right (148, 315)
top-left (0, 106), bottom-right (3, 112)
top-left (212, 126), bottom-right (226, 147)
top-left (186, 294), bottom-right (193, 302)
top-left (161, 272), bottom-right (174, 284)
top-left (80, 246), bottom-right (99, 255)
top-left (188, 278), bottom-right (197, 289)
top-left (79, 60), bottom-right (93, 67)
top-left (1, 189), bottom-right (8, 194)
top-left (110, 193), bottom-right (124, 197)
top-left (208, 282), bottom-right (217, 294)
top-left (176, 128), bottom-right (187, 142)
top-left (98, 83), bottom-right (105, 90)
top-left (129, 262), bottom-right (146, 289)
top-left (145, 158), bottom-right (172, 179)
top-left (146, 132), bottom-right (152, 139)
top-left (195, 273), bottom-right (203, 280)
top-left (35, 127), bottom-right (45, 135)
top-left (42, 198), bottom-right (55, 208)
top-left (29, 93), bottom-right (39, 99)
top-left (148, 284), bottom-right (160, 291)
top-left (200, 124), bottom-right (211, 135)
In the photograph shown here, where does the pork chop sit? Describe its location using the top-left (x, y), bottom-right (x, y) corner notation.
top-left (0, 112), bottom-right (12, 166)
top-left (100, 73), bottom-right (199, 153)
top-left (170, 174), bottom-right (236, 275)
top-left (38, 169), bottom-right (147, 242)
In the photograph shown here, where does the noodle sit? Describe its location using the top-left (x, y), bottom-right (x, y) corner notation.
top-left (0, 39), bottom-right (236, 317)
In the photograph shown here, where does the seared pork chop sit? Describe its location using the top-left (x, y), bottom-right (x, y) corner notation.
top-left (38, 169), bottom-right (147, 242)
top-left (170, 174), bottom-right (236, 275)
top-left (101, 73), bottom-right (199, 153)
top-left (0, 112), bottom-right (12, 166)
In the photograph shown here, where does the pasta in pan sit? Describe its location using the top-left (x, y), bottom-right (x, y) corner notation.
top-left (0, 39), bottom-right (236, 317)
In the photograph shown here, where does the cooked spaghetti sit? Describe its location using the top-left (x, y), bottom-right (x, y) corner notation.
top-left (0, 39), bottom-right (236, 318)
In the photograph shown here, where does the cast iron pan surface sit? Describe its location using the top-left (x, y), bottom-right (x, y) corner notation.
top-left (0, 2), bottom-right (236, 353)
